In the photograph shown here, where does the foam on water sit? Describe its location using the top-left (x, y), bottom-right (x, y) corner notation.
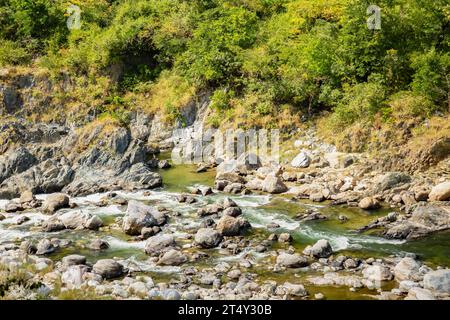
top-left (105, 236), bottom-right (146, 250)
top-left (244, 208), bottom-right (300, 230)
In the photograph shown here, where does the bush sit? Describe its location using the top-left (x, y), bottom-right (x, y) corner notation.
top-left (0, 40), bottom-right (31, 66)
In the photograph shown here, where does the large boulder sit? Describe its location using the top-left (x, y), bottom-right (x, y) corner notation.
top-left (262, 173), bottom-right (288, 194)
top-left (428, 181), bottom-right (450, 201)
top-left (42, 193), bottom-right (70, 214)
top-left (56, 210), bottom-right (103, 230)
top-left (362, 265), bottom-right (393, 281)
top-left (393, 257), bottom-right (422, 282)
top-left (276, 253), bottom-right (309, 268)
top-left (195, 228), bottom-right (222, 248)
top-left (302, 239), bottom-right (333, 258)
top-left (144, 234), bottom-right (176, 256)
top-left (92, 259), bottom-right (124, 279)
top-left (122, 200), bottom-right (158, 235)
top-left (216, 216), bottom-right (250, 236)
top-left (423, 269), bottom-right (450, 293)
top-left (291, 151), bottom-right (311, 168)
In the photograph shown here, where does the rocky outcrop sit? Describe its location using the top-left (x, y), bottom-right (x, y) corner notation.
top-left (384, 204), bottom-right (450, 239)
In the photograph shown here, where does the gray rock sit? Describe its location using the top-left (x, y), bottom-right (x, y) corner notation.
top-left (89, 239), bottom-right (109, 250)
top-left (394, 257), bottom-right (422, 282)
top-left (406, 287), bottom-right (435, 300)
top-left (93, 259), bottom-right (124, 279)
top-left (36, 239), bottom-right (55, 255)
top-left (222, 206), bottom-right (242, 217)
top-left (262, 173), bottom-right (288, 194)
top-left (276, 253), bottom-right (309, 268)
top-left (216, 216), bottom-right (250, 236)
top-left (122, 200), bottom-right (157, 235)
top-left (423, 269), bottom-right (450, 293)
top-left (42, 193), bottom-right (70, 214)
top-left (62, 254), bottom-right (87, 267)
top-left (291, 151), bottom-right (311, 168)
top-left (157, 249), bottom-right (187, 266)
top-left (303, 239), bottom-right (333, 258)
top-left (195, 228), bottom-right (223, 248)
top-left (374, 172), bottom-right (411, 192)
top-left (144, 234), bottom-right (176, 256)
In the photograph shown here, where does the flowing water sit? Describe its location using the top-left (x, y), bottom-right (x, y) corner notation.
top-left (0, 163), bottom-right (449, 299)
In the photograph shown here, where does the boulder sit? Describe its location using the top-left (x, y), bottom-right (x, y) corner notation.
top-left (42, 193), bottom-right (70, 214)
top-left (144, 234), bottom-right (176, 256)
top-left (303, 239), bottom-right (333, 258)
top-left (358, 197), bottom-right (381, 210)
top-left (89, 239), bottom-right (109, 250)
top-left (61, 265), bottom-right (89, 289)
top-left (423, 269), bottom-right (450, 293)
top-left (393, 257), bottom-right (422, 282)
top-left (195, 228), bottom-right (223, 248)
top-left (374, 172), bottom-right (411, 192)
top-left (428, 181), bottom-right (450, 201)
top-left (62, 254), bottom-right (87, 267)
top-left (122, 200), bottom-right (157, 235)
top-left (92, 259), bottom-right (124, 279)
top-left (57, 210), bottom-right (103, 230)
top-left (216, 216), bottom-right (250, 236)
top-left (36, 239), bottom-right (55, 255)
top-left (276, 253), bottom-right (309, 268)
top-left (362, 265), bottom-right (393, 281)
top-left (406, 287), bottom-right (435, 300)
top-left (222, 206), bottom-right (242, 217)
top-left (262, 173), bottom-right (288, 194)
top-left (291, 151), bottom-right (311, 168)
top-left (281, 282), bottom-right (308, 297)
top-left (157, 249), bottom-right (187, 266)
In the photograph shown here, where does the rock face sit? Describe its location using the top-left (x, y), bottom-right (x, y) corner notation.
top-left (122, 200), bottom-right (158, 235)
top-left (261, 173), bottom-right (288, 194)
top-left (303, 239), bottom-right (333, 258)
top-left (42, 193), bottom-right (70, 214)
top-left (0, 147), bottom-right (37, 184)
top-left (423, 269), bottom-right (450, 293)
top-left (428, 181), bottom-right (450, 201)
top-left (93, 259), bottom-right (124, 279)
top-left (195, 228), bottom-right (222, 248)
top-left (276, 253), bottom-right (309, 268)
top-left (0, 159), bottom-right (74, 199)
top-left (291, 151), bottom-right (311, 168)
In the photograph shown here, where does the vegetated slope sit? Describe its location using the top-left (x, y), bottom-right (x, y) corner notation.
top-left (0, 0), bottom-right (449, 169)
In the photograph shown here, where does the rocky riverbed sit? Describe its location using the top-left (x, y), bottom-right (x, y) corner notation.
top-left (0, 158), bottom-right (449, 300)
top-left (0, 110), bottom-right (449, 300)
